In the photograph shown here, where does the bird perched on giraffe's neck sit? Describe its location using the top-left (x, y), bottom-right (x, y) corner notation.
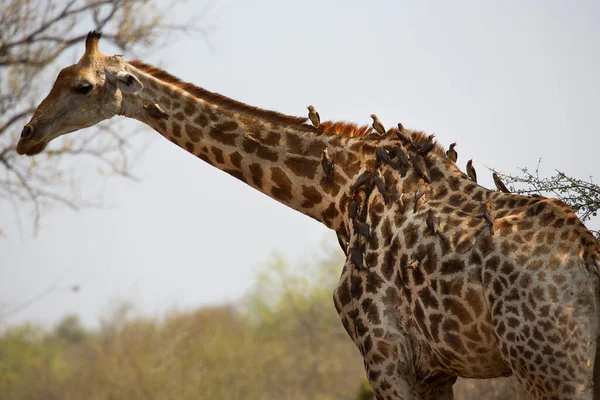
top-left (417, 134), bottom-right (436, 155)
top-left (493, 172), bottom-right (510, 193)
top-left (391, 177), bottom-right (405, 213)
top-left (373, 168), bottom-right (389, 204)
top-left (413, 154), bottom-right (431, 184)
top-left (375, 146), bottom-right (397, 169)
top-left (446, 142), bottom-right (458, 163)
top-left (483, 201), bottom-right (496, 235)
top-left (413, 184), bottom-right (427, 213)
top-left (466, 159), bottom-right (477, 183)
top-left (370, 114), bottom-right (386, 135)
top-left (321, 148), bottom-right (334, 187)
top-left (307, 105), bottom-right (320, 128)
top-left (397, 123), bottom-right (417, 148)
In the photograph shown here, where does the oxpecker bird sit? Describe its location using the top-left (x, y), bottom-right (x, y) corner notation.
top-left (426, 209), bottom-right (446, 241)
top-left (350, 246), bottom-right (365, 268)
top-left (417, 134), bottom-right (436, 155)
top-left (307, 105), bottom-right (320, 128)
top-left (373, 168), bottom-right (389, 205)
top-left (352, 168), bottom-right (374, 193)
top-left (395, 143), bottom-right (410, 166)
top-left (321, 148), bottom-right (334, 187)
top-left (391, 177), bottom-right (405, 213)
top-left (395, 143), bottom-right (410, 177)
top-left (493, 172), bottom-right (510, 193)
top-left (376, 146), bottom-right (397, 169)
top-left (413, 185), bottom-right (427, 213)
top-left (353, 218), bottom-right (371, 240)
top-left (397, 123), bottom-right (417, 148)
top-left (348, 194), bottom-right (360, 219)
top-left (466, 159), bottom-right (477, 183)
top-left (483, 201), bottom-right (496, 235)
top-left (413, 154), bottom-right (431, 184)
top-left (446, 142), bottom-right (458, 163)
top-left (335, 229), bottom-right (348, 255)
top-left (371, 114), bottom-right (386, 135)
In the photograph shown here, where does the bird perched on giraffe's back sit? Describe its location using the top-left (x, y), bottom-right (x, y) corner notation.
top-left (307, 105), bottom-right (320, 128)
top-left (493, 172), bottom-right (510, 193)
top-left (483, 201), bottom-right (496, 235)
top-left (466, 159), bottom-right (477, 183)
top-left (413, 154), bottom-right (431, 184)
top-left (373, 168), bottom-right (389, 204)
top-left (321, 148), bottom-right (334, 187)
top-left (370, 114), bottom-right (386, 135)
top-left (418, 134), bottom-right (436, 155)
top-left (446, 142), bottom-right (458, 163)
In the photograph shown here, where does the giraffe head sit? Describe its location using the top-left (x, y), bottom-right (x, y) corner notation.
top-left (17, 31), bottom-right (143, 156)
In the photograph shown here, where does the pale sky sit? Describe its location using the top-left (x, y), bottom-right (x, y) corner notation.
top-left (1, 0), bottom-right (599, 328)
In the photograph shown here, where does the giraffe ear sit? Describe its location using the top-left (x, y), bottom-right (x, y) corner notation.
top-left (109, 71), bottom-right (143, 94)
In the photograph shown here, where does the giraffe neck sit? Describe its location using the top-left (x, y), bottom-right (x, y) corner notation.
top-left (119, 61), bottom-right (361, 230)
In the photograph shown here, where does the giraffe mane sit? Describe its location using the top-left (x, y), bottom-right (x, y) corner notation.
top-left (129, 59), bottom-right (308, 126)
top-left (317, 121), bottom-right (447, 156)
top-left (129, 60), bottom-right (446, 156)
top-left (402, 129), bottom-right (447, 156)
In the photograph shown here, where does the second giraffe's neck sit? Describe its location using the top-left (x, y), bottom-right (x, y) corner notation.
top-left (119, 61), bottom-right (359, 230)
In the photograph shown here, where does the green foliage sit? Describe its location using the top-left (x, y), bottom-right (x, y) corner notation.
top-left (0, 254), bottom-right (528, 399)
top-left (496, 159), bottom-right (600, 238)
top-left (0, 324), bottom-right (71, 399)
top-left (355, 378), bottom-right (375, 400)
top-left (0, 255), bottom-right (366, 400)
top-left (54, 315), bottom-right (87, 344)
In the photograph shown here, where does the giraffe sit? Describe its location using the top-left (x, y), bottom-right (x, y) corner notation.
top-left (16, 31), bottom-right (600, 400)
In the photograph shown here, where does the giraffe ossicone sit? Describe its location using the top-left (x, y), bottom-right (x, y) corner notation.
top-left (17, 31), bottom-right (600, 400)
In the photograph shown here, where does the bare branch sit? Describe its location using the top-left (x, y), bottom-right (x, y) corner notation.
top-left (0, 0), bottom-right (212, 236)
top-left (0, 0), bottom-right (109, 53)
top-left (494, 160), bottom-right (600, 239)
top-left (0, 107), bottom-right (36, 137)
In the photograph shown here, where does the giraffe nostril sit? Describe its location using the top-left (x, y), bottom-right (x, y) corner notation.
top-left (21, 125), bottom-right (34, 140)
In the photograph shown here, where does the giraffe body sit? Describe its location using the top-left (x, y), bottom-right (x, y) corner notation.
top-left (16, 32), bottom-right (600, 400)
top-left (335, 159), bottom-right (600, 398)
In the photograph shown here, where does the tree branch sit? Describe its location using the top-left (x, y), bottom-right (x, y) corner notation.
top-left (495, 160), bottom-right (600, 238)
top-left (0, 0), bottom-right (211, 236)
top-left (0, 107), bottom-right (36, 137)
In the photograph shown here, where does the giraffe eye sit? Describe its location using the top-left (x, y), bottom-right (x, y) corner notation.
top-left (73, 82), bottom-right (93, 95)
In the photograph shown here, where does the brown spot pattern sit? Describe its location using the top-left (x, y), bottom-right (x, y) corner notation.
top-left (270, 167), bottom-right (292, 202)
top-left (186, 124), bottom-right (203, 142)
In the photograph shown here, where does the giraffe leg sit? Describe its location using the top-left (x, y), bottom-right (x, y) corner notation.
top-left (365, 363), bottom-right (456, 400)
top-left (594, 340), bottom-right (600, 400)
top-left (336, 302), bottom-right (417, 399)
top-left (414, 374), bottom-right (457, 400)
top-left (485, 260), bottom-right (600, 400)
top-left (334, 261), bottom-right (417, 399)
top-left (366, 367), bottom-right (415, 400)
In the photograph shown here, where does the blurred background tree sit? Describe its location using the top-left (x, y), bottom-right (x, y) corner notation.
top-left (495, 160), bottom-right (599, 238)
top-left (0, 3), bottom-right (580, 398)
top-left (54, 314), bottom-right (87, 344)
top-left (0, 0), bottom-right (210, 234)
top-left (0, 253), bottom-right (530, 400)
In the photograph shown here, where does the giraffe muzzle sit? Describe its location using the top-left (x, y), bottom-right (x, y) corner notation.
top-left (16, 125), bottom-right (47, 156)
top-left (21, 125), bottom-right (34, 140)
